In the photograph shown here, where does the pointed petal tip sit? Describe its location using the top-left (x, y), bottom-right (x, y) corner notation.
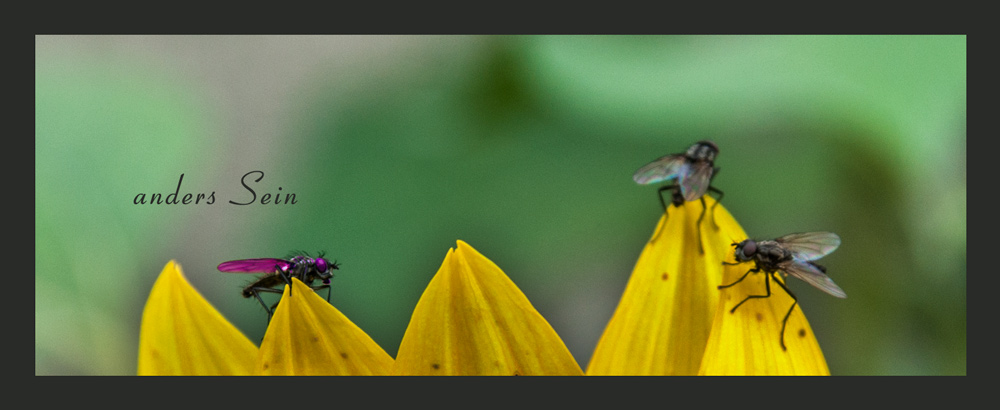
top-left (139, 259), bottom-right (258, 376)
top-left (454, 239), bottom-right (472, 255)
top-left (161, 259), bottom-right (181, 277)
top-left (393, 239), bottom-right (583, 375)
top-left (698, 263), bottom-right (832, 375)
top-left (259, 276), bottom-right (393, 375)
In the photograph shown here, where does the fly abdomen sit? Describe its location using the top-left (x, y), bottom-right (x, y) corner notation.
top-left (242, 273), bottom-right (288, 298)
top-left (807, 261), bottom-right (828, 273)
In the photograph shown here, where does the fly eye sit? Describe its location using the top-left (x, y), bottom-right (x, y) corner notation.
top-left (742, 240), bottom-right (757, 256)
top-left (315, 258), bottom-right (328, 272)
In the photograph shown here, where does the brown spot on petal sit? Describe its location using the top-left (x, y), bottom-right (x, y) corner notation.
top-left (755, 313), bottom-right (763, 322)
top-left (431, 363), bottom-right (440, 370)
top-left (798, 329), bottom-right (807, 338)
top-left (340, 352), bottom-right (348, 359)
top-left (661, 272), bottom-right (669, 281)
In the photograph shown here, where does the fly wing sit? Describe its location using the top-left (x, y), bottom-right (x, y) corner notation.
top-left (217, 258), bottom-right (290, 273)
top-left (780, 260), bottom-right (847, 298)
top-left (679, 161), bottom-right (713, 201)
top-left (774, 232), bottom-right (841, 261)
top-left (633, 154), bottom-right (689, 185)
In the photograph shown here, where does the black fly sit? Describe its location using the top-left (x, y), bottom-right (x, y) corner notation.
top-left (633, 140), bottom-right (724, 250)
top-left (719, 232), bottom-right (846, 351)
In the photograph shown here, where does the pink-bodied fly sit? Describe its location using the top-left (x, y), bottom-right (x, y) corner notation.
top-left (217, 251), bottom-right (339, 321)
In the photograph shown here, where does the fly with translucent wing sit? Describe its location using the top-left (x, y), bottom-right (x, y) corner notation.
top-left (719, 231), bottom-right (846, 351)
top-left (633, 140), bottom-right (724, 249)
top-left (217, 251), bottom-right (340, 322)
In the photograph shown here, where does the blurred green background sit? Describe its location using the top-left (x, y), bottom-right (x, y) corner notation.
top-left (35, 35), bottom-right (965, 375)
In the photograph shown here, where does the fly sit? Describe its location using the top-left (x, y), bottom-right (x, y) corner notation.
top-left (217, 251), bottom-right (339, 322)
top-left (718, 232), bottom-right (846, 351)
top-left (633, 140), bottom-right (724, 249)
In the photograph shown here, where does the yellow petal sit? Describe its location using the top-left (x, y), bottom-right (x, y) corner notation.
top-left (698, 256), bottom-right (832, 375)
top-left (588, 196), bottom-right (737, 375)
top-left (137, 260), bottom-right (257, 375)
top-left (257, 278), bottom-right (394, 375)
top-left (393, 240), bottom-right (583, 375)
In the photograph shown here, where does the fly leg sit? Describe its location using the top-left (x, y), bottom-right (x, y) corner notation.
top-left (651, 184), bottom-right (683, 243)
top-left (723, 267), bottom-right (767, 314)
top-left (278, 263), bottom-right (306, 297)
top-left (309, 284), bottom-right (332, 303)
top-left (707, 185), bottom-right (724, 230)
top-left (770, 273), bottom-right (798, 351)
top-left (656, 184), bottom-right (679, 213)
top-left (695, 196), bottom-right (708, 254)
top-left (718, 266), bottom-right (756, 289)
top-left (274, 264), bottom-right (295, 297)
top-left (694, 166), bottom-right (724, 247)
top-left (248, 286), bottom-right (284, 323)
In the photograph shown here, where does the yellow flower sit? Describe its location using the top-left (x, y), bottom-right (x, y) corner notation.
top-left (137, 260), bottom-right (392, 375)
top-left (393, 240), bottom-right (583, 375)
top-left (588, 196), bottom-right (833, 375)
top-left (699, 245), bottom-right (831, 375)
top-left (588, 197), bottom-right (730, 375)
top-left (257, 278), bottom-right (394, 375)
top-left (138, 211), bottom-right (831, 376)
top-left (137, 261), bottom-right (257, 375)
top-left (138, 240), bottom-right (581, 376)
